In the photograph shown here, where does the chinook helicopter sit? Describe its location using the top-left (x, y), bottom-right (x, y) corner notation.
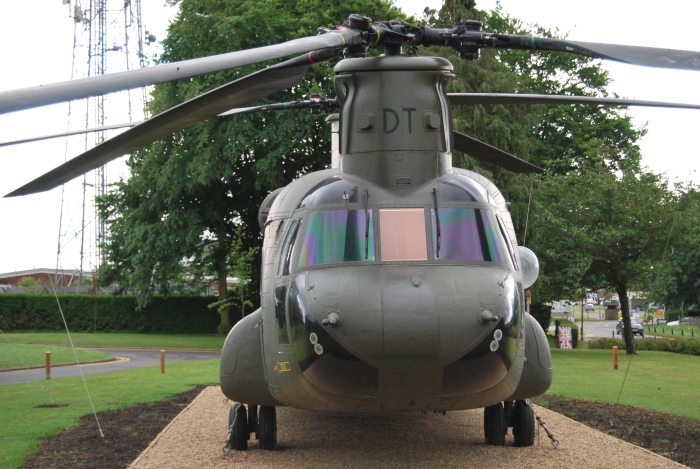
top-left (3, 13), bottom-right (700, 452)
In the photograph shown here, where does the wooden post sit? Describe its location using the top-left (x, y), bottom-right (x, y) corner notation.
top-left (46, 351), bottom-right (51, 380)
top-left (160, 350), bottom-right (165, 374)
top-left (613, 346), bottom-right (618, 370)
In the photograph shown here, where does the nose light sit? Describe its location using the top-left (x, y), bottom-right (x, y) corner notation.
top-left (479, 309), bottom-right (498, 324)
top-left (322, 311), bottom-right (342, 327)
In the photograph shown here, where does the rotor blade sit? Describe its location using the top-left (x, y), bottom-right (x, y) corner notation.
top-left (5, 53), bottom-right (329, 197)
top-left (0, 122), bottom-right (141, 148)
top-left (0, 29), bottom-right (360, 115)
top-left (219, 101), bottom-right (312, 116)
top-left (453, 131), bottom-right (544, 174)
top-left (448, 93), bottom-right (700, 110)
top-left (494, 36), bottom-right (700, 71)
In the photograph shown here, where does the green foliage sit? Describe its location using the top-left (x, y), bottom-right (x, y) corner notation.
top-left (528, 303), bottom-right (552, 333)
top-left (96, 0), bottom-right (405, 326)
top-left (590, 337), bottom-right (700, 356)
top-left (17, 277), bottom-right (38, 288)
top-left (665, 310), bottom-right (683, 322)
top-left (654, 189), bottom-right (700, 308)
top-left (533, 169), bottom-right (679, 354)
top-left (0, 294), bottom-right (220, 334)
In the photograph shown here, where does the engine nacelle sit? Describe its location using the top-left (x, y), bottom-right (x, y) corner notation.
top-left (508, 313), bottom-right (552, 400)
top-left (220, 308), bottom-right (280, 406)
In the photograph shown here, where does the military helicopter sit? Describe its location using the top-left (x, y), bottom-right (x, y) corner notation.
top-left (3, 13), bottom-right (700, 452)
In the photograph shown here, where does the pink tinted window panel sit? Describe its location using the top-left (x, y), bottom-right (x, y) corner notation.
top-left (379, 208), bottom-right (428, 261)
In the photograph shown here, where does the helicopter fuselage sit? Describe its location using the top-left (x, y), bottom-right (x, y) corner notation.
top-left (220, 55), bottom-right (552, 412)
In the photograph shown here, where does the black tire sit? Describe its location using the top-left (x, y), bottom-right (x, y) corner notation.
top-left (483, 403), bottom-right (506, 446)
top-left (512, 400), bottom-right (535, 447)
top-left (229, 403), bottom-right (248, 450)
top-left (258, 405), bottom-right (277, 450)
top-left (248, 404), bottom-right (258, 440)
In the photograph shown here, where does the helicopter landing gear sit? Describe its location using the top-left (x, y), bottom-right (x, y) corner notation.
top-left (248, 404), bottom-right (258, 440)
top-left (483, 402), bottom-right (506, 445)
top-left (228, 403), bottom-right (248, 450)
top-left (258, 405), bottom-right (277, 450)
top-left (512, 400), bottom-right (535, 447)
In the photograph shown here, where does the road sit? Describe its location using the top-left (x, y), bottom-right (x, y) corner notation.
top-left (0, 348), bottom-right (220, 385)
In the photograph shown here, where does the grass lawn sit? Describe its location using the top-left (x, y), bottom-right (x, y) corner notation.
top-left (0, 344), bottom-right (112, 369)
top-left (2, 332), bottom-right (225, 350)
top-left (547, 348), bottom-right (700, 420)
top-left (644, 324), bottom-right (700, 339)
top-left (0, 358), bottom-right (219, 469)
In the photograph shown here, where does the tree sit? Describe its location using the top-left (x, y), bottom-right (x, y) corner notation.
top-left (655, 189), bottom-right (700, 308)
top-left (97, 0), bottom-right (405, 327)
top-left (533, 170), bottom-right (680, 354)
top-left (421, 4), bottom-right (645, 244)
top-left (17, 277), bottom-right (38, 288)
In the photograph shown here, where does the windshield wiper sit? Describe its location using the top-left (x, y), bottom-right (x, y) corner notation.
top-left (364, 190), bottom-right (370, 259)
top-left (433, 188), bottom-right (441, 258)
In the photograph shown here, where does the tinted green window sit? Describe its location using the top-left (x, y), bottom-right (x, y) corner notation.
top-left (431, 208), bottom-right (503, 262)
top-left (298, 210), bottom-right (374, 268)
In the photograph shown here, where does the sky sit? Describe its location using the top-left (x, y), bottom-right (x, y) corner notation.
top-left (0, 0), bottom-right (699, 275)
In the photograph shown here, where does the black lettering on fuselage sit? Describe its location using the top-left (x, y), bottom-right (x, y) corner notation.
top-left (383, 108), bottom-right (399, 134)
top-left (402, 108), bottom-right (416, 134)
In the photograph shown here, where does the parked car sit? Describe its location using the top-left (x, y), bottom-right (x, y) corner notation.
top-left (667, 317), bottom-right (690, 327)
top-left (616, 318), bottom-right (644, 337)
top-left (585, 303), bottom-right (595, 311)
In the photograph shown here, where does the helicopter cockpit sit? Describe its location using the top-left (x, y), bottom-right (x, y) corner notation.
top-left (283, 173), bottom-right (512, 272)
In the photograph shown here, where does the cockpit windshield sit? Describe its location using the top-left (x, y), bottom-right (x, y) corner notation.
top-left (298, 209), bottom-right (375, 268)
top-left (430, 207), bottom-right (503, 262)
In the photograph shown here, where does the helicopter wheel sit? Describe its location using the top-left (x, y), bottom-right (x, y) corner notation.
top-left (258, 405), bottom-right (277, 450)
top-left (483, 402), bottom-right (506, 446)
top-left (229, 403), bottom-right (248, 450)
top-left (248, 404), bottom-right (258, 440)
top-left (512, 400), bottom-right (535, 447)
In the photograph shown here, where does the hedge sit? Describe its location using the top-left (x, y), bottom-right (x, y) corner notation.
top-left (589, 337), bottom-right (700, 356)
top-left (0, 294), bottom-right (222, 334)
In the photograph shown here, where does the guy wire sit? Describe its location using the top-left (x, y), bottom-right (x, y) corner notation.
top-left (49, 278), bottom-right (104, 438)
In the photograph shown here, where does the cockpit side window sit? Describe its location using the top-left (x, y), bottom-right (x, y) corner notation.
top-left (379, 208), bottom-right (428, 261)
top-left (442, 174), bottom-right (497, 204)
top-left (277, 220), bottom-right (299, 276)
top-left (430, 208), bottom-right (503, 263)
top-left (496, 215), bottom-right (519, 271)
top-left (298, 209), bottom-right (375, 268)
top-left (298, 177), bottom-right (359, 208)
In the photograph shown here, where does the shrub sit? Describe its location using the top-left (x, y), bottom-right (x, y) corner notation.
top-left (0, 294), bottom-right (222, 334)
top-left (589, 337), bottom-right (700, 356)
top-left (529, 304), bottom-right (552, 334)
top-left (665, 310), bottom-right (682, 322)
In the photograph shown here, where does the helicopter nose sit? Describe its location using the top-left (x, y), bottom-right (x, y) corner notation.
top-left (305, 264), bottom-right (516, 371)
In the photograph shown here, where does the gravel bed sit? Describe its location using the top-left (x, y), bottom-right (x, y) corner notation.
top-left (129, 386), bottom-right (687, 469)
